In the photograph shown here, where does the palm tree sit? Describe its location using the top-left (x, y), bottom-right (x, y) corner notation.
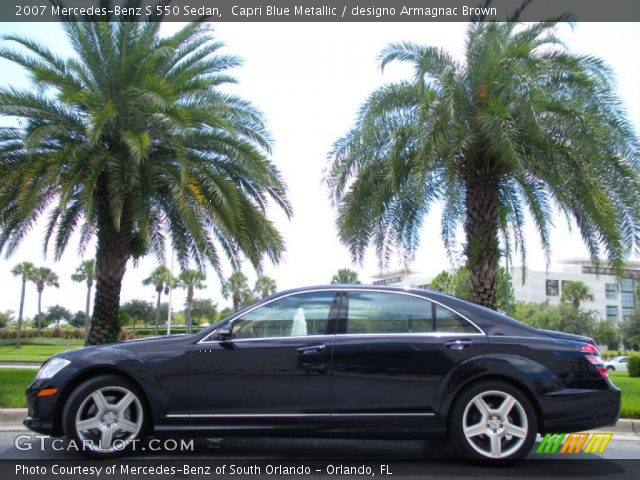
top-left (178, 270), bottom-right (206, 333)
top-left (331, 268), bottom-right (361, 285)
top-left (254, 275), bottom-right (277, 299)
top-left (221, 271), bottom-right (253, 311)
top-left (31, 267), bottom-right (59, 335)
top-left (327, 17), bottom-right (640, 310)
top-left (143, 265), bottom-right (175, 335)
top-left (0, 18), bottom-right (291, 344)
top-left (561, 281), bottom-right (595, 310)
top-left (11, 261), bottom-right (35, 347)
top-left (71, 259), bottom-right (95, 343)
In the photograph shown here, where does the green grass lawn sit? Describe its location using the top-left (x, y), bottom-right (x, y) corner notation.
top-left (609, 371), bottom-right (640, 419)
top-left (0, 344), bottom-right (81, 363)
top-left (0, 369), bottom-right (36, 408)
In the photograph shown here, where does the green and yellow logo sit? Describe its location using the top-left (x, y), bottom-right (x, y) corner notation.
top-left (537, 432), bottom-right (613, 454)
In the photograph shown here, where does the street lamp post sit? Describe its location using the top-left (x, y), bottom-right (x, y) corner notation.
top-left (167, 249), bottom-right (174, 335)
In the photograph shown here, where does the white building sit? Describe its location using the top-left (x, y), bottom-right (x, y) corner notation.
top-left (511, 259), bottom-right (639, 322)
top-left (368, 259), bottom-right (640, 322)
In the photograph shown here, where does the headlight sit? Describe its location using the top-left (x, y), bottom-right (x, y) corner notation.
top-left (36, 358), bottom-right (71, 380)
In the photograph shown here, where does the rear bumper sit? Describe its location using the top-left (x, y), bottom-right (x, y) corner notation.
top-left (539, 383), bottom-right (620, 433)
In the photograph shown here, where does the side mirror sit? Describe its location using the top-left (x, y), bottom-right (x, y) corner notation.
top-left (216, 323), bottom-right (233, 341)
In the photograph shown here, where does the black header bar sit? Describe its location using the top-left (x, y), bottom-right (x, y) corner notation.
top-left (2, 0), bottom-right (640, 22)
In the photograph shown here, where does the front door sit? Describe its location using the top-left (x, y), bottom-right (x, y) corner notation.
top-left (188, 290), bottom-right (340, 424)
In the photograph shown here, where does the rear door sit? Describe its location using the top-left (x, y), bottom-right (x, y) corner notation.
top-left (329, 290), bottom-right (487, 423)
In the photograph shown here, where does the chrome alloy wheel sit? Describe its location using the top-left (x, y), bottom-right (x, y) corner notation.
top-left (74, 386), bottom-right (143, 452)
top-left (462, 390), bottom-right (528, 459)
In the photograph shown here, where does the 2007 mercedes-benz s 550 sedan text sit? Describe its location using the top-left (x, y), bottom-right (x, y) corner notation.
top-left (24, 285), bottom-right (620, 461)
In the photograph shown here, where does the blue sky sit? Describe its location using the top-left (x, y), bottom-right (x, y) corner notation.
top-left (0, 21), bottom-right (638, 317)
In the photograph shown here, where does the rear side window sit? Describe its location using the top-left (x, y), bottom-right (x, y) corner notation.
top-left (346, 292), bottom-right (432, 334)
top-left (345, 291), bottom-right (480, 335)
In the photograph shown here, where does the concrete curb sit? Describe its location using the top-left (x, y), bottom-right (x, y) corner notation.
top-left (0, 408), bottom-right (638, 435)
top-left (595, 418), bottom-right (640, 435)
top-left (0, 409), bottom-right (26, 425)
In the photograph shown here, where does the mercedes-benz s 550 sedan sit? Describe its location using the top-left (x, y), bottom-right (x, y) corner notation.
top-left (24, 285), bottom-right (620, 461)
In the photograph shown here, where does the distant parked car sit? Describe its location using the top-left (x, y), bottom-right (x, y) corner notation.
top-left (604, 356), bottom-right (628, 372)
top-left (24, 285), bottom-right (620, 462)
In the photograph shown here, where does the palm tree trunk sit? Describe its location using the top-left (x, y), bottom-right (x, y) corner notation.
top-left (84, 282), bottom-right (92, 345)
top-left (88, 187), bottom-right (132, 345)
top-left (154, 289), bottom-right (161, 335)
top-left (37, 290), bottom-right (42, 336)
top-left (233, 293), bottom-right (240, 311)
top-left (187, 287), bottom-right (194, 333)
top-left (88, 232), bottom-right (130, 344)
top-left (16, 278), bottom-right (26, 348)
top-left (464, 172), bottom-right (500, 310)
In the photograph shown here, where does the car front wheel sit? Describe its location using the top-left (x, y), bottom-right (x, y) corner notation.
top-left (62, 375), bottom-right (146, 458)
top-left (449, 381), bottom-right (537, 462)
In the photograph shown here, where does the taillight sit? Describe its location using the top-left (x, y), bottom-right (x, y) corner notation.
top-left (581, 343), bottom-right (608, 378)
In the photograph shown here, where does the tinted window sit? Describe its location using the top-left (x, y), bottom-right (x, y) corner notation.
top-left (434, 305), bottom-right (479, 333)
top-left (346, 292), bottom-right (432, 334)
top-left (232, 291), bottom-right (337, 339)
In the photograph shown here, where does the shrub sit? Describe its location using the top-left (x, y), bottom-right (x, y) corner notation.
top-left (118, 330), bottom-right (137, 341)
top-left (128, 326), bottom-right (203, 336)
top-left (628, 354), bottom-right (640, 378)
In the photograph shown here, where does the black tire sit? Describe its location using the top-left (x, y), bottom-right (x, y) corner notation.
top-left (62, 374), bottom-right (147, 458)
top-left (448, 380), bottom-right (538, 463)
top-left (606, 366), bottom-right (615, 371)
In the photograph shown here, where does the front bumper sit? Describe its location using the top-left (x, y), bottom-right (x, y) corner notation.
top-left (23, 379), bottom-right (64, 436)
top-left (539, 383), bottom-right (621, 433)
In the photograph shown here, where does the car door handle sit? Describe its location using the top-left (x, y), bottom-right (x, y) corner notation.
top-left (297, 344), bottom-right (326, 355)
top-left (444, 339), bottom-right (473, 350)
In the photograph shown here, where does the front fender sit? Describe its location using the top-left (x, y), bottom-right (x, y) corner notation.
top-left (54, 347), bottom-right (171, 423)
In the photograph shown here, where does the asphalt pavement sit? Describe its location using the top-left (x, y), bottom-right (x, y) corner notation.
top-left (0, 426), bottom-right (638, 479)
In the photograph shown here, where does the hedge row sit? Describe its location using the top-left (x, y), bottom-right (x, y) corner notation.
top-left (127, 327), bottom-right (204, 336)
top-left (0, 328), bottom-right (84, 339)
top-left (601, 350), bottom-right (633, 359)
top-left (0, 327), bottom-right (204, 341)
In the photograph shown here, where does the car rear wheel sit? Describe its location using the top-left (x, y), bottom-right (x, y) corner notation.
top-left (62, 375), bottom-right (146, 458)
top-left (606, 366), bottom-right (615, 371)
top-left (449, 381), bottom-right (537, 462)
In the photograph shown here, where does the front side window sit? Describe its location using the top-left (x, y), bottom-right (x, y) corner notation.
top-left (231, 291), bottom-right (337, 339)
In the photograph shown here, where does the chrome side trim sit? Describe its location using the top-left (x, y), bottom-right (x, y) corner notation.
top-left (196, 332), bottom-right (484, 345)
top-left (331, 413), bottom-right (435, 417)
top-left (166, 413), bottom-right (435, 419)
top-left (198, 288), bottom-right (485, 344)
